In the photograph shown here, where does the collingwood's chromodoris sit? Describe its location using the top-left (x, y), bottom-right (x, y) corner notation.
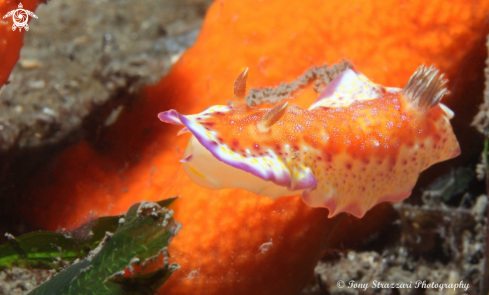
top-left (158, 65), bottom-right (460, 218)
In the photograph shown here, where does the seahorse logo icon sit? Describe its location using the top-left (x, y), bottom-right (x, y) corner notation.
top-left (2, 3), bottom-right (38, 32)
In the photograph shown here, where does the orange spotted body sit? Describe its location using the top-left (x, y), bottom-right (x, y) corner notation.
top-left (159, 67), bottom-right (460, 217)
top-left (206, 94), bottom-right (450, 163)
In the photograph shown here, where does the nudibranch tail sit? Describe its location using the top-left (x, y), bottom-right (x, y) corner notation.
top-left (158, 66), bottom-right (460, 218)
top-left (403, 65), bottom-right (449, 110)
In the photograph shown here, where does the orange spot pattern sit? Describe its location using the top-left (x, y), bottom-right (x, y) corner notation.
top-left (207, 95), bottom-right (451, 162)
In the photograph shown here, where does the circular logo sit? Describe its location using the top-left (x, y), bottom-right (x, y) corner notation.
top-left (337, 280), bottom-right (345, 288)
top-left (2, 3), bottom-right (39, 32)
top-left (13, 9), bottom-right (28, 27)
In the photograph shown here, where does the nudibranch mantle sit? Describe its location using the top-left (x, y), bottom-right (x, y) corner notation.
top-left (158, 66), bottom-right (460, 218)
top-left (309, 69), bottom-right (399, 109)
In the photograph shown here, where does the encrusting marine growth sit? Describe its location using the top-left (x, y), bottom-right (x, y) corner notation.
top-left (159, 65), bottom-right (460, 218)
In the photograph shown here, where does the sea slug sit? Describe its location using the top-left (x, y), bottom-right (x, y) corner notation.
top-left (159, 65), bottom-right (460, 217)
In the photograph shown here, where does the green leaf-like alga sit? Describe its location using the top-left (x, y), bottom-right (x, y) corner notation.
top-left (27, 197), bottom-right (180, 295)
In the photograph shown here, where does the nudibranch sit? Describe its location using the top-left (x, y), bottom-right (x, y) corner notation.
top-left (158, 65), bottom-right (460, 218)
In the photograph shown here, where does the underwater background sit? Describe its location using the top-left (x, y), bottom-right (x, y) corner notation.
top-left (0, 0), bottom-right (489, 294)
